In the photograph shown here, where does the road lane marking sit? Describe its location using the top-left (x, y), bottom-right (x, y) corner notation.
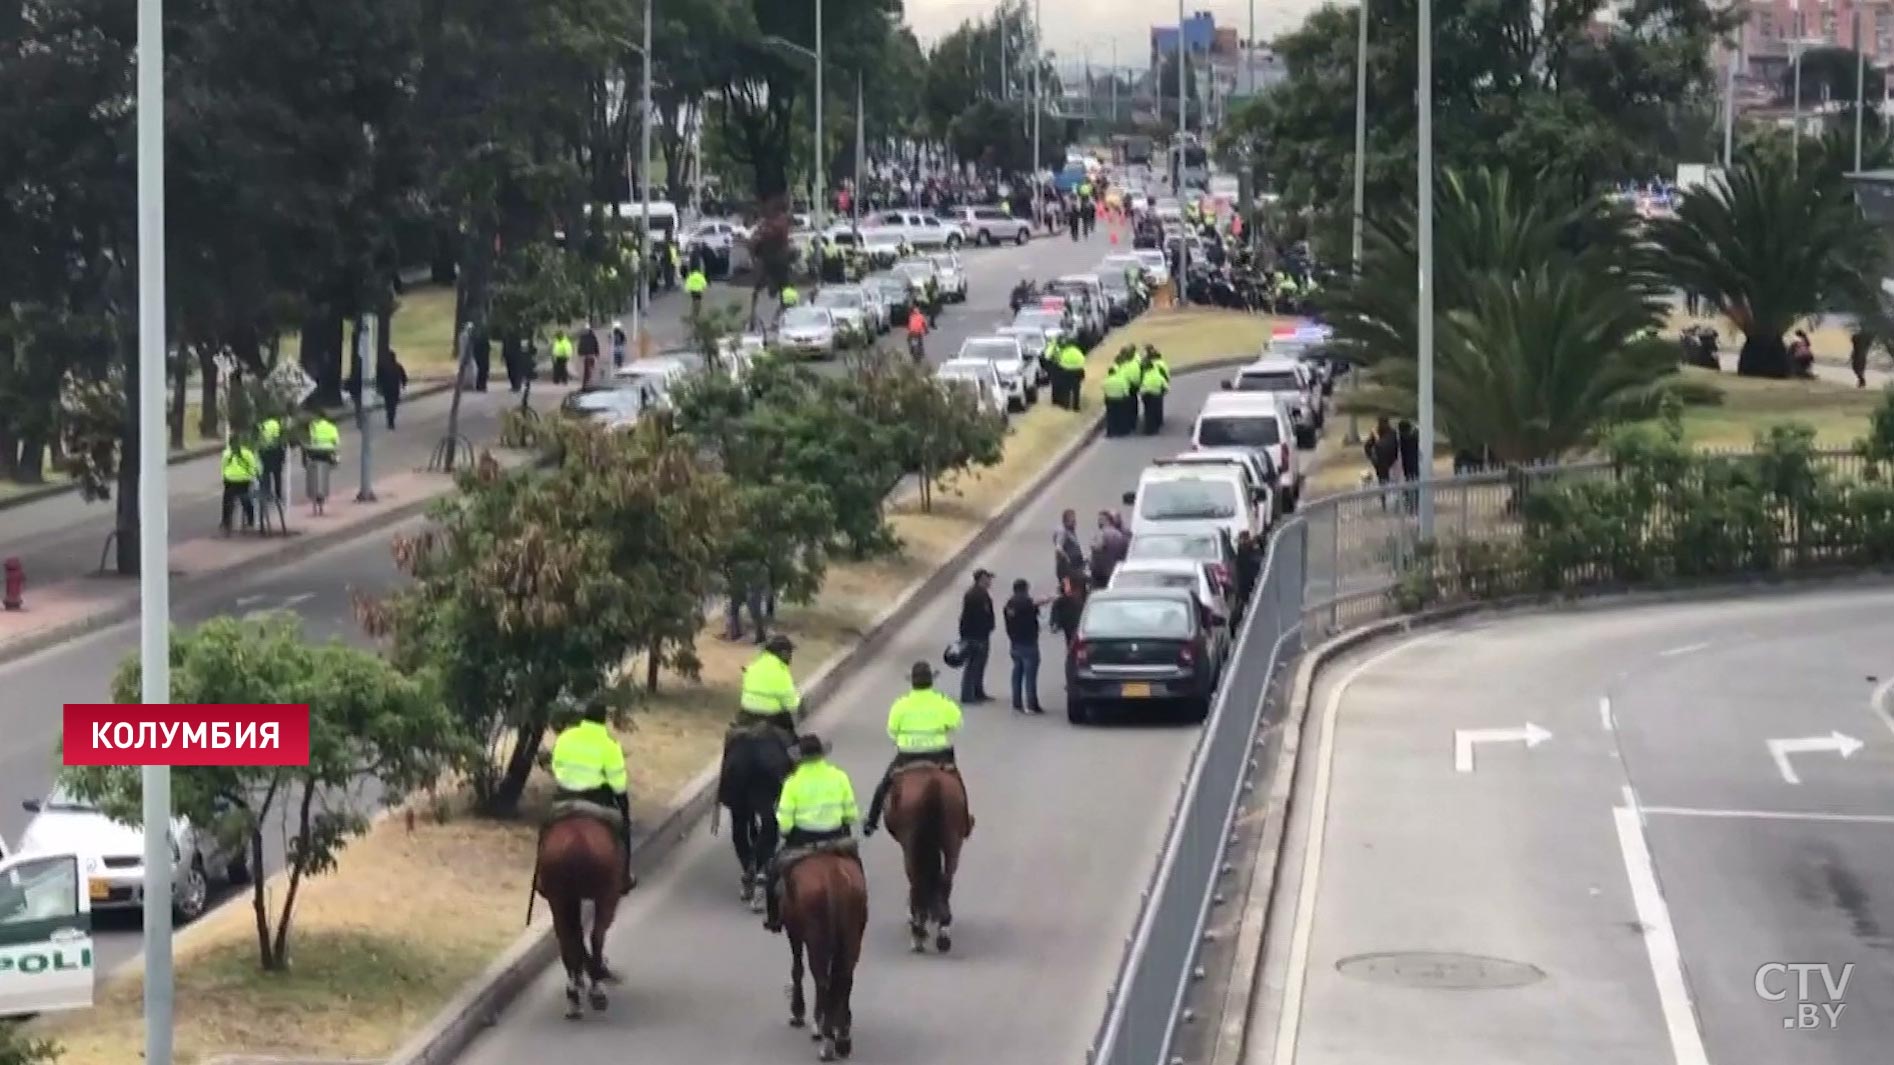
top-left (1452, 723), bottom-right (1553, 773)
top-left (1641, 806), bottom-right (1894, 825)
top-left (1600, 696), bottom-right (1615, 732)
top-left (1613, 805), bottom-right (1713, 1065)
top-left (1272, 631), bottom-right (1443, 1065)
top-left (1870, 676), bottom-right (1894, 741)
top-left (1658, 641), bottom-right (1711, 658)
top-left (1766, 732), bottom-right (1865, 785)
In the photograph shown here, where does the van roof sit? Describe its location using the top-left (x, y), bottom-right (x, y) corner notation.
top-left (1198, 392), bottom-right (1290, 417)
top-left (1138, 464), bottom-right (1246, 486)
top-left (1242, 355), bottom-right (1304, 373)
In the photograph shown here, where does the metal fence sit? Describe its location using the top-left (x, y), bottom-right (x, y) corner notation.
top-left (1085, 445), bottom-right (1879, 1065)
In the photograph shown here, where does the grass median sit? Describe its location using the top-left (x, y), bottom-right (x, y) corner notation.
top-left (31, 306), bottom-right (1278, 1065)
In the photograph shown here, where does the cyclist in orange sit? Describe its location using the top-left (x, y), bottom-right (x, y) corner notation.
top-left (906, 306), bottom-right (927, 361)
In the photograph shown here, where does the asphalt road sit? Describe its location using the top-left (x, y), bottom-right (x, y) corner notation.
top-left (456, 373), bottom-right (1229, 1065)
top-left (0, 227), bottom-right (1129, 976)
top-left (1254, 588), bottom-right (1894, 1065)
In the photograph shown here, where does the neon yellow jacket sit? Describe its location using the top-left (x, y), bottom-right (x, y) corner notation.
top-left (777, 759), bottom-right (859, 833)
top-left (886, 687), bottom-right (962, 753)
top-left (550, 720), bottom-right (628, 794)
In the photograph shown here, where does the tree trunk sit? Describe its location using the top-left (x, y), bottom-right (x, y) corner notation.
top-left (114, 417), bottom-right (140, 576)
top-left (249, 827), bottom-right (278, 971)
top-left (299, 311), bottom-right (345, 408)
top-left (1737, 332), bottom-right (1790, 378)
top-left (0, 425), bottom-right (18, 482)
top-left (487, 713), bottom-right (545, 817)
top-left (269, 781), bottom-right (318, 968)
top-left (645, 639), bottom-right (661, 692)
top-left (195, 348), bottom-right (218, 443)
top-left (13, 436), bottom-right (45, 484)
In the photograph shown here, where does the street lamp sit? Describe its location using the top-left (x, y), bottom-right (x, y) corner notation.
top-left (1417, 0), bottom-right (1436, 536)
top-left (1346, 0), bottom-right (1370, 447)
top-left (762, 22), bottom-right (825, 231)
top-left (610, 25), bottom-right (653, 353)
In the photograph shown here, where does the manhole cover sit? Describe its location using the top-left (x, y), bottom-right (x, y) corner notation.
top-left (1335, 951), bottom-right (1545, 989)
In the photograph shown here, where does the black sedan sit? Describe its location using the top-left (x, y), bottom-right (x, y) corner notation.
top-left (1064, 587), bottom-right (1223, 725)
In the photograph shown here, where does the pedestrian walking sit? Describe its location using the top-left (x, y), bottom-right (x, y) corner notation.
top-left (256, 415), bottom-right (286, 505)
top-left (611, 322), bottom-right (628, 370)
top-left (1398, 418), bottom-right (1422, 514)
top-left (957, 569), bottom-right (996, 704)
top-left (472, 328), bottom-right (492, 392)
top-left (1365, 416), bottom-right (1399, 505)
top-left (376, 348), bottom-right (408, 430)
top-left (578, 323), bottom-right (601, 388)
top-left (1851, 331), bottom-right (1872, 388)
top-left (302, 410), bottom-right (339, 516)
top-left (1003, 579), bottom-right (1049, 714)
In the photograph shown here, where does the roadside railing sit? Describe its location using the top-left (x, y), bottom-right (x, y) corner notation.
top-left (1086, 445), bottom-right (1877, 1065)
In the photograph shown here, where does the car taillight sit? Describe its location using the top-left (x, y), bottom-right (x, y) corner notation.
top-left (1178, 643), bottom-right (1196, 666)
top-left (1072, 640), bottom-right (1090, 665)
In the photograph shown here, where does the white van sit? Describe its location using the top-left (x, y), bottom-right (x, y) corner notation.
top-left (1191, 392), bottom-right (1302, 511)
top-left (1224, 355), bottom-right (1322, 445)
top-left (1122, 465), bottom-right (1266, 546)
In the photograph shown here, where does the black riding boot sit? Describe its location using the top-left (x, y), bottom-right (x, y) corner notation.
top-left (863, 763), bottom-right (896, 835)
top-left (763, 864), bottom-right (783, 932)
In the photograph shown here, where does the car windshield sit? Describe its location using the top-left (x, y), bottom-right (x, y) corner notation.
top-left (1139, 478), bottom-right (1240, 521)
top-left (1127, 534), bottom-right (1220, 562)
top-left (960, 340), bottom-right (1019, 362)
top-left (817, 291), bottom-right (863, 309)
top-left (41, 786), bottom-right (98, 813)
top-left (782, 308), bottom-right (828, 330)
top-left (1238, 371), bottom-right (1301, 392)
top-left (1197, 415), bottom-right (1282, 448)
top-left (1115, 570), bottom-right (1196, 591)
top-left (895, 264), bottom-right (932, 279)
top-left (1099, 274), bottom-right (1130, 292)
top-left (1080, 598), bottom-right (1194, 639)
top-left (1135, 252), bottom-right (1166, 268)
top-left (1015, 312), bottom-right (1060, 330)
top-left (609, 369), bottom-right (672, 393)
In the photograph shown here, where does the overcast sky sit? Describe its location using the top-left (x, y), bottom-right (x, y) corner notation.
top-left (904, 0), bottom-right (1327, 69)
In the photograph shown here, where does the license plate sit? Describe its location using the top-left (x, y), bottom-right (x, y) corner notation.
top-left (88, 879), bottom-right (109, 901)
top-left (1121, 682), bottom-right (1154, 698)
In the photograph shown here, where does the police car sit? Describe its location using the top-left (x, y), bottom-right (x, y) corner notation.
top-left (0, 831), bottom-right (95, 1018)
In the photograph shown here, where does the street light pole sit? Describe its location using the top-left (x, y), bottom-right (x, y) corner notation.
top-left (135, 0), bottom-right (175, 1055)
top-left (1346, 0), bottom-right (1371, 447)
top-left (1723, 32), bottom-right (1737, 169)
top-left (1792, 5), bottom-right (1805, 175)
top-left (1417, 0), bottom-right (1435, 537)
top-left (813, 0), bottom-right (826, 233)
top-left (1856, 7), bottom-right (1867, 173)
top-left (626, 5), bottom-right (652, 356)
top-left (1031, 0), bottom-right (1042, 221)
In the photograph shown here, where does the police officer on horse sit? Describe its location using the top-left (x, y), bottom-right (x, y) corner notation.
top-left (863, 662), bottom-right (968, 836)
top-left (737, 634), bottom-right (801, 742)
top-left (763, 733), bottom-right (862, 933)
top-left (548, 700), bottom-right (637, 893)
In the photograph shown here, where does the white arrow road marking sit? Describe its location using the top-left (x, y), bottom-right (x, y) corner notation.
top-left (238, 592), bottom-right (316, 621)
top-left (1659, 641), bottom-right (1711, 658)
top-left (1767, 732), bottom-right (1865, 785)
top-left (1600, 696), bottom-right (1615, 732)
top-left (1453, 723), bottom-right (1553, 773)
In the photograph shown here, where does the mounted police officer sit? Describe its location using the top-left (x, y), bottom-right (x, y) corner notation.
top-left (763, 732), bottom-right (860, 933)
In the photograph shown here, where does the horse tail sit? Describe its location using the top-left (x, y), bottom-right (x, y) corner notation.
top-left (911, 773), bottom-right (947, 912)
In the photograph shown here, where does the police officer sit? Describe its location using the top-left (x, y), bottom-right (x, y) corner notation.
top-left (1056, 340), bottom-right (1087, 411)
top-left (218, 435), bottom-right (261, 534)
top-left (685, 265), bottom-right (708, 315)
top-left (1139, 345), bottom-right (1171, 434)
top-left (550, 329), bottom-right (575, 385)
top-left (764, 732), bottom-right (860, 932)
top-left (1101, 353), bottom-right (1132, 437)
top-left (303, 411), bottom-right (340, 515)
top-left (738, 634), bottom-right (801, 742)
top-left (257, 415), bottom-right (287, 504)
top-left (548, 700), bottom-right (637, 894)
top-left (863, 662), bottom-right (965, 836)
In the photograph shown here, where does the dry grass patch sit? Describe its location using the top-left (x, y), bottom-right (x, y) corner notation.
top-left (279, 284), bottom-right (462, 381)
top-left (35, 308), bottom-right (1271, 1065)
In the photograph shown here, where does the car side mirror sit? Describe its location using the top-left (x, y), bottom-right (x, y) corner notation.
top-left (21, 798), bottom-right (39, 813)
top-left (1121, 491), bottom-right (1136, 506)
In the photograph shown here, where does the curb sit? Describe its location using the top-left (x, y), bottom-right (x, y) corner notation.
top-left (0, 381), bottom-right (456, 515)
top-left (382, 354), bottom-right (1254, 1065)
top-left (1214, 567), bottom-right (1894, 1064)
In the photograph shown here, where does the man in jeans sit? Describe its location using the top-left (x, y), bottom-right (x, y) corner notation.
top-left (956, 569), bottom-right (996, 704)
top-left (1002, 578), bottom-right (1049, 714)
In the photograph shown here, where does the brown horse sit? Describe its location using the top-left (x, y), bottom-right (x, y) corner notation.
top-left (883, 765), bottom-right (972, 954)
top-left (783, 851), bottom-right (869, 1061)
top-left (535, 812), bottom-right (625, 1019)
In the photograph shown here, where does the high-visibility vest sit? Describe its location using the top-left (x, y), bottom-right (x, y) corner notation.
top-left (885, 688), bottom-right (962, 753)
top-left (221, 446), bottom-right (258, 483)
top-left (549, 720), bottom-right (628, 794)
top-left (1102, 366), bottom-right (1131, 400)
top-left (306, 418), bottom-right (339, 453)
top-left (552, 336), bottom-right (575, 361)
top-left (258, 418), bottom-right (282, 448)
top-left (1140, 358), bottom-right (1171, 395)
top-left (1058, 345), bottom-right (1086, 371)
top-left (776, 760), bottom-right (860, 833)
top-left (740, 652), bottom-right (801, 716)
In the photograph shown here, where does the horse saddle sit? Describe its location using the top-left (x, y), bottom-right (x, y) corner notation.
top-left (891, 755), bottom-right (958, 779)
top-left (547, 798), bottom-right (626, 833)
top-left (775, 836), bottom-right (861, 874)
top-left (725, 717), bottom-right (794, 749)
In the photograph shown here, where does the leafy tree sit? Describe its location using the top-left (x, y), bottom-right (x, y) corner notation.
top-left (363, 424), bottom-right (731, 811)
top-left (853, 358), bottom-right (1006, 511)
top-left (62, 615), bottom-right (463, 971)
top-left (946, 99), bottom-right (1061, 174)
top-left (719, 480), bottom-right (835, 620)
top-left (1222, 0), bottom-right (1734, 256)
top-left (1322, 167), bottom-right (1675, 462)
top-left (1651, 150), bottom-right (1886, 377)
top-left (920, 1), bottom-right (1036, 141)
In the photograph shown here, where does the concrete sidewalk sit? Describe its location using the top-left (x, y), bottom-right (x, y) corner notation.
top-left (0, 383), bottom-right (564, 665)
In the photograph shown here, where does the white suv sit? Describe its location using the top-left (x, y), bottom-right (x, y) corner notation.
top-left (868, 210), bottom-right (966, 249)
top-left (950, 206), bottom-right (1031, 246)
top-left (957, 335), bottom-right (1037, 409)
top-left (1224, 356), bottom-right (1322, 447)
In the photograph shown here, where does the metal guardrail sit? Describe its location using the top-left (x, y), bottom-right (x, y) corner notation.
top-left (1086, 445), bottom-right (1873, 1065)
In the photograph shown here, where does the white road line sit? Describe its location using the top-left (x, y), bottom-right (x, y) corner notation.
top-left (1613, 805), bottom-right (1712, 1065)
top-left (1272, 632), bottom-right (1442, 1065)
top-left (1659, 641), bottom-right (1711, 658)
top-left (1600, 696), bottom-right (1615, 732)
top-left (1870, 676), bottom-right (1894, 741)
top-left (1641, 805), bottom-right (1894, 825)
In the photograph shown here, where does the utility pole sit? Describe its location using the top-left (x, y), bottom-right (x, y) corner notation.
top-left (1417, 0), bottom-right (1436, 537)
top-left (1031, 0), bottom-right (1042, 221)
top-left (1723, 32), bottom-right (1737, 169)
top-left (1347, 0), bottom-right (1371, 447)
top-left (354, 316), bottom-right (377, 503)
top-left (1856, 6), bottom-right (1867, 173)
top-left (1792, 1), bottom-right (1805, 175)
top-left (135, 0), bottom-right (175, 1057)
top-left (813, 0), bottom-right (826, 232)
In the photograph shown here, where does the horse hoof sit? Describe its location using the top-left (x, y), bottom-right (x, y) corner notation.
top-left (836, 1037), bottom-right (854, 1059)
top-left (789, 1016), bottom-right (805, 1029)
top-left (750, 895), bottom-right (766, 914)
top-left (589, 987), bottom-right (608, 1011)
top-left (565, 1007), bottom-right (584, 1021)
top-left (910, 937), bottom-right (927, 954)
top-left (818, 1040), bottom-right (837, 1062)
top-left (935, 931), bottom-right (953, 953)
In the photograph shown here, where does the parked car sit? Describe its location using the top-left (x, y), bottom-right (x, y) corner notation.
top-left (813, 287), bottom-right (872, 346)
top-left (949, 205), bottom-right (1032, 246)
top-left (935, 358), bottom-right (1011, 421)
top-left (866, 273), bottom-right (914, 320)
top-left (561, 387), bottom-right (650, 430)
top-left (18, 787), bottom-right (247, 924)
top-left (956, 335), bottom-right (1037, 409)
top-left (1108, 556), bottom-right (1235, 662)
top-left (892, 259), bottom-right (943, 308)
top-left (1131, 249), bottom-right (1172, 288)
top-left (854, 283), bottom-right (892, 333)
top-left (1123, 464), bottom-right (1269, 548)
top-left (1094, 269), bottom-right (1137, 324)
top-left (0, 843), bottom-right (95, 1015)
top-left (860, 229), bottom-right (910, 267)
top-left (1192, 392), bottom-right (1303, 511)
top-left (1225, 355), bottom-right (1323, 441)
top-left (1065, 587), bottom-right (1222, 724)
top-left (929, 253), bottom-right (969, 302)
top-left (1154, 448), bottom-right (1278, 525)
top-left (1013, 306), bottom-right (1075, 349)
top-left (683, 218), bottom-right (750, 275)
top-left (995, 324), bottom-right (1055, 382)
top-left (866, 209), bottom-right (966, 249)
top-left (778, 305), bottom-right (839, 359)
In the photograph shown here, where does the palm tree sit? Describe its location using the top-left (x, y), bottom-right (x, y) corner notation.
top-left (1319, 166), bottom-right (1677, 465)
top-left (1650, 149), bottom-right (1885, 377)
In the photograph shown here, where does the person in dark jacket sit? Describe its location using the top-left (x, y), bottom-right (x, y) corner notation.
top-left (1002, 578), bottom-right (1049, 714)
top-left (1397, 419), bottom-right (1422, 514)
top-left (1049, 575), bottom-right (1086, 648)
top-left (578, 324), bottom-right (602, 388)
top-left (957, 569), bottom-right (996, 703)
top-left (1089, 510), bottom-right (1128, 586)
top-left (1234, 530), bottom-right (1262, 609)
top-left (1053, 509), bottom-right (1087, 587)
top-left (376, 348), bottom-right (408, 429)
